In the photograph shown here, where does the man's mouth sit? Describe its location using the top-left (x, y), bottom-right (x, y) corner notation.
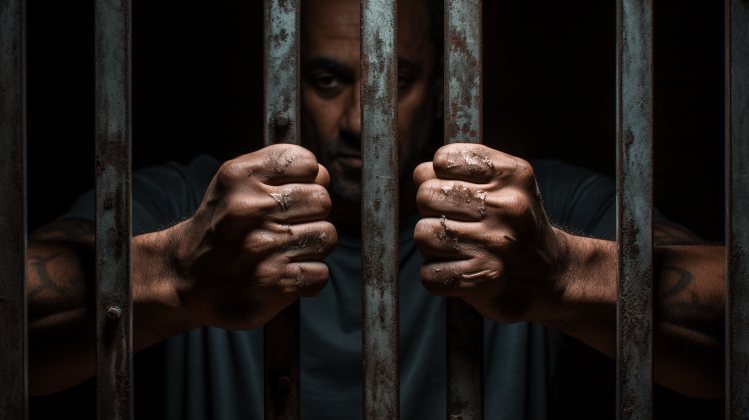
top-left (334, 153), bottom-right (362, 169)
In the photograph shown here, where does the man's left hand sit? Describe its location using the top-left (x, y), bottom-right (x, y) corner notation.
top-left (413, 143), bottom-right (571, 324)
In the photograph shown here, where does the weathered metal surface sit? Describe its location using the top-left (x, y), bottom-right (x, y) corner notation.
top-left (94, 0), bottom-right (133, 418)
top-left (264, 300), bottom-right (301, 420)
top-left (726, 1), bottom-right (749, 418)
top-left (264, 0), bottom-right (300, 147)
top-left (444, 1), bottom-right (484, 419)
top-left (361, 1), bottom-right (400, 419)
top-left (0, 0), bottom-right (27, 418)
top-left (616, 0), bottom-right (654, 419)
top-left (444, 0), bottom-right (483, 145)
top-left (445, 298), bottom-right (483, 420)
top-left (263, 1), bottom-right (301, 419)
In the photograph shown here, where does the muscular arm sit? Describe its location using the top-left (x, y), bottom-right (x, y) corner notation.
top-left (413, 144), bottom-right (725, 400)
top-left (27, 144), bottom-right (335, 396)
top-left (27, 218), bottom-right (191, 396)
top-left (546, 221), bottom-right (724, 398)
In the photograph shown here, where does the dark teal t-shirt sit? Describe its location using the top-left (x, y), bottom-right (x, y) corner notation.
top-left (61, 154), bottom-right (665, 420)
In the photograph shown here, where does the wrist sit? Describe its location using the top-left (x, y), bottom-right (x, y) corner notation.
top-left (536, 229), bottom-right (617, 329)
top-left (132, 228), bottom-right (199, 349)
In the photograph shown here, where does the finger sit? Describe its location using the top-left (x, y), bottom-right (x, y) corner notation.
top-left (314, 164), bottom-right (331, 189)
top-left (249, 220), bottom-right (337, 260)
top-left (246, 144), bottom-right (321, 185)
top-left (264, 183), bottom-right (332, 224)
top-left (413, 162), bottom-right (437, 189)
top-left (433, 143), bottom-right (527, 185)
top-left (416, 179), bottom-right (488, 221)
top-left (414, 216), bottom-right (496, 260)
top-left (420, 258), bottom-right (500, 298)
top-left (278, 261), bottom-right (330, 298)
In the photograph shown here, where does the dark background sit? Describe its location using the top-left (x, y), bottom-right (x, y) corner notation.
top-left (27, 0), bottom-right (725, 418)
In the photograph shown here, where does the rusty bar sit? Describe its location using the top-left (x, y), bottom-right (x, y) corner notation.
top-left (263, 1), bottom-right (301, 419)
top-left (94, 0), bottom-right (133, 418)
top-left (444, 1), bottom-right (484, 419)
top-left (0, 0), bottom-right (27, 418)
top-left (726, 0), bottom-right (749, 418)
top-left (616, 0), bottom-right (654, 418)
top-left (264, 0), bottom-right (301, 147)
top-left (360, 0), bottom-right (400, 419)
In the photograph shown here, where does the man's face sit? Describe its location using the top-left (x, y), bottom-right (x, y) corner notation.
top-left (301, 0), bottom-right (442, 202)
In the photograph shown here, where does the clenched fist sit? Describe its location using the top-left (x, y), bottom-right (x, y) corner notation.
top-left (164, 144), bottom-right (337, 331)
top-left (413, 144), bottom-right (571, 324)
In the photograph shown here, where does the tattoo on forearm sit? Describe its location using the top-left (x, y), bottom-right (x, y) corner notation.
top-left (657, 265), bottom-right (693, 300)
top-left (28, 253), bottom-right (84, 298)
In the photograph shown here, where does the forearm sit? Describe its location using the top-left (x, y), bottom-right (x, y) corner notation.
top-left (539, 230), bottom-right (725, 398)
top-left (28, 228), bottom-right (194, 396)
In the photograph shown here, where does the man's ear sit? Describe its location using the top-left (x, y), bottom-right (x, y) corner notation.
top-left (434, 56), bottom-right (444, 121)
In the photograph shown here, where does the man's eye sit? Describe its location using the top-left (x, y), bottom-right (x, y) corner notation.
top-left (315, 75), bottom-right (339, 90)
top-left (398, 76), bottom-right (412, 89)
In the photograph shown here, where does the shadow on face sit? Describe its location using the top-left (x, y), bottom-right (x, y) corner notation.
top-left (300, 0), bottom-right (443, 203)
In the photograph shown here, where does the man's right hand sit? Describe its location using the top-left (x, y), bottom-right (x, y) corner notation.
top-left (27, 144), bottom-right (336, 395)
top-left (164, 144), bottom-right (336, 331)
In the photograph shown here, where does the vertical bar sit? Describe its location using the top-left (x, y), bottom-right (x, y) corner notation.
top-left (94, 0), bottom-right (133, 418)
top-left (726, 0), bottom-right (749, 418)
top-left (444, 1), bottom-right (484, 419)
top-left (0, 0), bottom-right (27, 418)
top-left (360, 1), bottom-right (399, 419)
top-left (263, 1), bottom-right (301, 419)
top-left (616, 0), bottom-right (654, 419)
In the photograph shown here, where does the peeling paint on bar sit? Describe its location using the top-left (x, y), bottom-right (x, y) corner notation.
top-left (360, 1), bottom-right (400, 419)
top-left (94, 0), bottom-right (133, 418)
top-left (264, 0), bottom-right (301, 147)
top-left (726, 1), bottom-right (749, 418)
top-left (445, 0), bottom-right (482, 145)
top-left (444, 1), bottom-right (485, 419)
top-left (263, 1), bottom-right (302, 419)
top-left (616, 0), bottom-right (654, 419)
top-left (0, 0), bottom-right (27, 418)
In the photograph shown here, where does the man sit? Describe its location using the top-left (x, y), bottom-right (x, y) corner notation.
top-left (27, 0), bottom-right (725, 418)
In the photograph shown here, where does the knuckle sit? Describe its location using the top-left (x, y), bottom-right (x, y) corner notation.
top-left (217, 160), bottom-right (247, 186)
top-left (414, 219), bottom-right (435, 244)
top-left (513, 158), bottom-right (535, 186)
top-left (499, 191), bottom-right (529, 217)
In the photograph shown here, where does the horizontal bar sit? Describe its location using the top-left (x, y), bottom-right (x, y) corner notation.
top-left (616, 0), bottom-right (654, 418)
top-left (94, 0), bottom-right (133, 418)
top-left (0, 0), bottom-right (27, 418)
top-left (360, 0), bottom-right (400, 419)
top-left (726, 0), bottom-right (749, 418)
top-left (263, 1), bottom-right (302, 419)
top-left (444, 1), bottom-right (484, 419)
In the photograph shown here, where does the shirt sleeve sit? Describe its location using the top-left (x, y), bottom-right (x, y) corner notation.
top-left (530, 159), bottom-right (666, 241)
top-left (59, 154), bottom-right (220, 235)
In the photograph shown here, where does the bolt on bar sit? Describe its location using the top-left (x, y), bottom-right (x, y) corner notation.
top-left (615, 0), bottom-right (654, 418)
top-left (0, 0), bottom-right (27, 418)
top-left (360, 1), bottom-right (400, 419)
top-left (263, 1), bottom-right (302, 419)
top-left (726, 1), bottom-right (749, 418)
top-left (444, 1), bottom-right (484, 419)
top-left (94, 0), bottom-right (133, 418)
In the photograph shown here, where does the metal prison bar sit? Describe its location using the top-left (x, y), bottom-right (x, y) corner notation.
top-left (1, 0), bottom-right (749, 419)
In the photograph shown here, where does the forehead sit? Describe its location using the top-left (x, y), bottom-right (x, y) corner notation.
top-left (301, 0), bottom-right (431, 62)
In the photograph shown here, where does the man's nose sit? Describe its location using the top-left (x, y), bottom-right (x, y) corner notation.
top-left (340, 81), bottom-right (361, 138)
